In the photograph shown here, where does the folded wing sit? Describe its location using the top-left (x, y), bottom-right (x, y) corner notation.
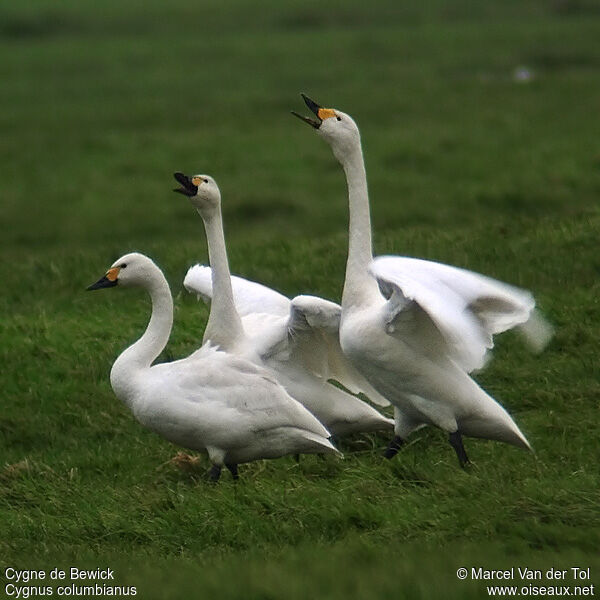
top-left (151, 345), bottom-right (332, 443)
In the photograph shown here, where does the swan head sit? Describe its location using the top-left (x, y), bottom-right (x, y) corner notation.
top-left (292, 93), bottom-right (361, 162)
top-left (173, 172), bottom-right (221, 218)
top-left (87, 252), bottom-right (158, 290)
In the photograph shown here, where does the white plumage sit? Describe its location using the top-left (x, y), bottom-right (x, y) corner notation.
top-left (87, 252), bottom-right (337, 481)
top-left (370, 256), bottom-right (552, 373)
top-left (175, 173), bottom-right (393, 437)
top-left (294, 94), bottom-right (552, 465)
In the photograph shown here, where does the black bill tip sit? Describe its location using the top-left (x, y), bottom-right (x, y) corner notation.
top-left (291, 111), bottom-right (321, 129)
top-left (292, 93), bottom-right (323, 129)
top-left (301, 93), bottom-right (321, 116)
top-left (87, 276), bottom-right (118, 291)
top-left (173, 172), bottom-right (198, 197)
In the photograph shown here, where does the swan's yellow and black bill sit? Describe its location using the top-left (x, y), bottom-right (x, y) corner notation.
top-left (291, 93), bottom-right (337, 129)
top-left (87, 267), bottom-right (120, 291)
top-left (173, 172), bottom-right (198, 197)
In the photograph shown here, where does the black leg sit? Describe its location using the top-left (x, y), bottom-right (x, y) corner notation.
top-left (208, 463), bottom-right (222, 482)
top-left (384, 435), bottom-right (404, 459)
top-left (225, 463), bottom-right (239, 481)
top-left (448, 431), bottom-right (470, 468)
top-left (294, 454), bottom-right (300, 463)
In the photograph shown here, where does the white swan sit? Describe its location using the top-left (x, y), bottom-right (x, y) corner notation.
top-left (87, 252), bottom-right (337, 481)
top-left (293, 94), bottom-right (552, 466)
top-left (173, 172), bottom-right (393, 437)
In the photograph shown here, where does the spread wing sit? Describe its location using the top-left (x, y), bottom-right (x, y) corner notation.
top-left (370, 256), bottom-right (552, 372)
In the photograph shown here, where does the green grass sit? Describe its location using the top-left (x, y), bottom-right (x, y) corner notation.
top-left (1, 1), bottom-right (599, 597)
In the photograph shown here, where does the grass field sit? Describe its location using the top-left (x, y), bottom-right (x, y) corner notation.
top-left (1, 1), bottom-right (599, 598)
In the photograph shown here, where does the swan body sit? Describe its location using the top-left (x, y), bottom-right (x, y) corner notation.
top-left (88, 252), bottom-right (337, 480)
top-left (293, 94), bottom-right (552, 464)
top-left (174, 173), bottom-right (393, 437)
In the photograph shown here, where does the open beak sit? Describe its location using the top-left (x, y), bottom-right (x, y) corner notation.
top-left (173, 172), bottom-right (198, 197)
top-left (87, 267), bottom-right (120, 291)
top-left (291, 93), bottom-right (323, 129)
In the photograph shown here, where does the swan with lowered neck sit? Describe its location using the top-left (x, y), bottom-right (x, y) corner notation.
top-left (173, 172), bottom-right (393, 436)
top-left (87, 252), bottom-right (337, 481)
top-left (293, 94), bottom-right (552, 466)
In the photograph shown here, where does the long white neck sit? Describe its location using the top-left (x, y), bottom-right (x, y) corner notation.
top-left (110, 267), bottom-right (173, 408)
top-left (200, 208), bottom-right (245, 349)
top-left (338, 143), bottom-right (380, 308)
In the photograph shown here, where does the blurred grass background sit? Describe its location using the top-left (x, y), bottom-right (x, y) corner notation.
top-left (1, 0), bottom-right (599, 598)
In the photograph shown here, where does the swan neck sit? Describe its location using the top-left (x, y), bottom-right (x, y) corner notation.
top-left (111, 267), bottom-right (173, 407)
top-left (201, 209), bottom-right (244, 348)
top-left (340, 144), bottom-right (377, 307)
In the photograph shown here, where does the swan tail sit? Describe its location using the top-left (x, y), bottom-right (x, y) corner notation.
top-left (301, 431), bottom-right (343, 457)
top-left (462, 411), bottom-right (532, 452)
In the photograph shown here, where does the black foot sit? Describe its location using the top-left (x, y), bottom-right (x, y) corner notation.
top-left (448, 431), bottom-right (470, 468)
top-left (384, 435), bottom-right (404, 459)
top-left (208, 464), bottom-right (222, 482)
top-left (226, 463), bottom-right (239, 481)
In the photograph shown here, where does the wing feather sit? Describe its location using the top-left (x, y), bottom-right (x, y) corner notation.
top-left (288, 295), bottom-right (391, 406)
top-left (370, 256), bottom-right (551, 372)
top-left (184, 265), bottom-right (290, 318)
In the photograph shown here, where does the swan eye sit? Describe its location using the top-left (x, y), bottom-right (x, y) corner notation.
top-left (203, 178), bottom-right (208, 183)
top-left (336, 116), bottom-right (341, 121)
top-left (120, 263), bottom-right (127, 269)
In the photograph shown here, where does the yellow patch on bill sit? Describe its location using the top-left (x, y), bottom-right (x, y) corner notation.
top-left (317, 108), bottom-right (337, 120)
top-left (106, 267), bottom-right (120, 282)
top-left (191, 176), bottom-right (202, 186)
